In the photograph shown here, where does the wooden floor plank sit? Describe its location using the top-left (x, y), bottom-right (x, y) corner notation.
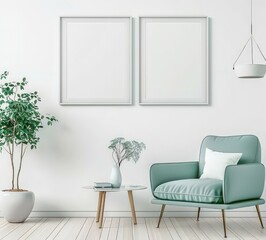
top-left (164, 218), bottom-right (181, 240)
top-left (107, 218), bottom-right (119, 240)
top-left (100, 218), bottom-right (112, 240)
top-left (171, 218), bottom-right (200, 240)
top-left (0, 221), bottom-right (8, 229)
top-left (46, 218), bottom-right (69, 240)
top-left (203, 218), bottom-right (239, 239)
top-left (53, 218), bottom-right (86, 240)
top-left (231, 218), bottom-right (265, 240)
top-left (184, 218), bottom-right (209, 240)
top-left (2, 218), bottom-right (42, 240)
top-left (76, 218), bottom-right (94, 240)
top-left (0, 219), bottom-right (7, 227)
top-left (224, 218), bottom-right (257, 240)
top-left (117, 218), bottom-right (133, 240)
top-left (241, 218), bottom-right (266, 239)
top-left (23, 218), bottom-right (63, 240)
top-left (169, 218), bottom-right (190, 240)
top-left (133, 217), bottom-right (149, 240)
top-left (244, 218), bottom-right (266, 234)
top-left (191, 218), bottom-right (223, 240)
top-left (0, 217), bottom-right (265, 240)
top-left (145, 217), bottom-right (172, 240)
top-left (86, 218), bottom-right (105, 240)
top-left (19, 218), bottom-right (47, 240)
top-left (0, 222), bottom-right (21, 239)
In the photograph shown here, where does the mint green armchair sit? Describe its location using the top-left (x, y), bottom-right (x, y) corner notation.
top-left (150, 135), bottom-right (265, 238)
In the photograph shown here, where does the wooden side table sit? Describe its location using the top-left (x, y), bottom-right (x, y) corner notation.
top-left (83, 185), bottom-right (146, 228)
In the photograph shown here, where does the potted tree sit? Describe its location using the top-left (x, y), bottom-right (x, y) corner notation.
top-left (0, 71), bottom-right (57, 222)
top-left (108, 137), bottom-right (146, 187)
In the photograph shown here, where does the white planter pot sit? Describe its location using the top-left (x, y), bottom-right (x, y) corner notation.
top-left (234, 64), bottom-right (266, 78)
top-left (1, 191), bottom-right (35, 223)
top-left (110, 166), bottom-right (122, 188)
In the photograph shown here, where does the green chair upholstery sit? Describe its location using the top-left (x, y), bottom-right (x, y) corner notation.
top-left (150, 135), bottom-right (265, 238)
top-left (154, 179), bottom-right (223, 204)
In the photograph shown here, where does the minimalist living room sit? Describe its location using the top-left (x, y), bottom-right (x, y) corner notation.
top-left (0, 0), bottom-right (265, 239)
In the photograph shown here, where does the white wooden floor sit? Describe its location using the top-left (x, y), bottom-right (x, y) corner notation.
top-left (0, 217), bottom-right (265, 240)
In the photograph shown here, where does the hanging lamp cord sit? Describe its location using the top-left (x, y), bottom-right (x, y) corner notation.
top-left (251, 0), bottom-right (254, 63)
top-left (233, 0), bottom-right (266, 69)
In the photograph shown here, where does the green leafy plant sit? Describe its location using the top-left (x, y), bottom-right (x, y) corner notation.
top-left (0, 71), bottom-right (57, 191)
top-left (108, 137), bottom-right (146, 167)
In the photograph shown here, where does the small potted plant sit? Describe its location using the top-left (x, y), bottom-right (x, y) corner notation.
top-left (0, 71), bottom-right (57, 223)
top-left (108, 137), bottom-right (146, 188)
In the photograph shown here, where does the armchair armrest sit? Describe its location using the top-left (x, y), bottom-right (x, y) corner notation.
top-left (223, 163), bottom-right (265, 204)
top-left (150, 162), bottom-right (199, 195)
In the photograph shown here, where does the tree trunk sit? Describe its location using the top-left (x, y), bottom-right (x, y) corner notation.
top-left (10, 125), bottom-right (16, 190)
top-left (9, 143), bottom-right (15, 190)
top-left (16, 143), bottom-right (24, 190)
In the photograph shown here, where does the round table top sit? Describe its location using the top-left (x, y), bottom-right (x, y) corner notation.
top-left (83, 185), bottom-right (147, 192)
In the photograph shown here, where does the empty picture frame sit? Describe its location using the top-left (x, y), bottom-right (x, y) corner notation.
top-left (139, 17), bottom-right (208, 105)
top-left (60, 17), bottom-right (132, 105)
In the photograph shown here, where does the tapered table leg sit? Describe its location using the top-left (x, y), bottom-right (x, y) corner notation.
top-left (96, 192), bottom-right (103, 222)
top-left (99, 191), bottom-right (106, 228)
top-left (128, 190), bottom-right (137, 225)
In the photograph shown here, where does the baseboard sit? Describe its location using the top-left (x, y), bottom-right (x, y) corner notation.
top-left (12, 210), bottom-right (265, 218)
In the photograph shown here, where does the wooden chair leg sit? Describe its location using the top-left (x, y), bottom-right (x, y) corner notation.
top-left (196, 207), bottom-right (201, 221)
top-left (221, 209), bottom-right (227, 238)
top-left (157, 204), bottom-right (166, 228)
top-left (255, 205), bottom-right (264, 228)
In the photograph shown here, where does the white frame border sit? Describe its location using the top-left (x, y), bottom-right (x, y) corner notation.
top-left (60, 16), bottom-right (133, 106)
top-left (139, 16), bottom-right (209, 106)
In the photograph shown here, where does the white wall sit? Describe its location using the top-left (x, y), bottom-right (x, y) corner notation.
top-left (0, 0), bottom-right (266, 217)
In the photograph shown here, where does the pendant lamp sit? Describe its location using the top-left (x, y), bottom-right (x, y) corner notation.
top-left (233, 0), bottom-right (266, 78)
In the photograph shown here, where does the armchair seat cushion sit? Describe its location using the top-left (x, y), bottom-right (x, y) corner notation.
top-left (154, 178), bottom-right (223, 204)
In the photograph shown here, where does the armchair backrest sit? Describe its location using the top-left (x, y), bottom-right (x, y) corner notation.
top-left (199, 135), bottom-right (261, 176)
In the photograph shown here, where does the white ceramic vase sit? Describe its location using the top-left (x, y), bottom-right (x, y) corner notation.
top-left (1, 191), bottom-right (35, 223)
top-left (110, 165), bottom-right (122, 188)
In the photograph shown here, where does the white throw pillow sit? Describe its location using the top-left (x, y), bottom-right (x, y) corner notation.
top-left (200, 148), bottom-right (242, 180)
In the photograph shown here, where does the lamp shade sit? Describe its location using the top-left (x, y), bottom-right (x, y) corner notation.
top-left (234, 64), bottom-right (266, 78)
top-left (233, 0), bottom-right (266, 78)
